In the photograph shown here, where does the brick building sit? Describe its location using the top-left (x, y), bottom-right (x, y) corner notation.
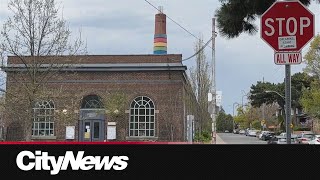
top-left (2, 54), bottom-right (202, 142)
top-left (0, 8), bottom-right (207, 142)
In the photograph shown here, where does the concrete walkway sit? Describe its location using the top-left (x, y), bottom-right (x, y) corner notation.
top-left (214, 133), bottom-right (226, 144)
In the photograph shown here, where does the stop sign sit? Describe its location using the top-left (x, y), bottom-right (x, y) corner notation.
top-left (261, 1), bottom-right (314, 52)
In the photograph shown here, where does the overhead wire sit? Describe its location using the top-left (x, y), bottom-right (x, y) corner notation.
top-left (144, 0), bottom-right (203, 42)
top-left (144, 0), bottom-right (214, 62)
top-left (182, 36), bottom-right (213, 61)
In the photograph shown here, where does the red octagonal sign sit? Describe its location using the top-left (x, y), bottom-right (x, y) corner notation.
top-left (261, 1), bottom-right (314, 52)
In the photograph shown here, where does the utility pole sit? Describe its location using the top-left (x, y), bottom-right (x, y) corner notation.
top-left (211, 17), bottom-right (217, 144)
top-left (262, 77), bottom-right (265, 131)
top-left (197, 38), bottom-right (201, 133)
top-left (262, 103), bottom-right (265, 131)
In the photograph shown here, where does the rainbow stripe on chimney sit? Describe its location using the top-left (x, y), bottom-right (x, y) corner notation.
top-left (154, 6), bottom-right (167, 55)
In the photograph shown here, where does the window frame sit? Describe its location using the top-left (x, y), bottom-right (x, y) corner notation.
top-left (32, 100), bottom-right (55, 138)
top-left (129, 96), bottom-right (155, 138)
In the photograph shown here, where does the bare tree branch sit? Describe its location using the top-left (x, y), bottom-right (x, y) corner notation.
top-left (0, 0), bottom-right (86, 141)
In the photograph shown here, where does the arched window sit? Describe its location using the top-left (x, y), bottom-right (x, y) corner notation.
top-left (32, 100), bottom-right (55, 136)
top-left (129, 96), bottom-right (155, 137)
top-left (81, 95), bottom-right (104, 109)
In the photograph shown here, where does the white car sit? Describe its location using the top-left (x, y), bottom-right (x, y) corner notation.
top-left (308, 135), bottom-right (320, 144)
top-left (279, 132), bottom-right (295, 137)
top-left (277, 136), bottom-right (297, 144)
top-left (248, 130), bottom-right (258, 137)
top-left (239, 129), bottom-right (245, 134)
top-left (296, 133), bottom-right (315, 144)
top-left (279, 132), bottom-right (286, 137)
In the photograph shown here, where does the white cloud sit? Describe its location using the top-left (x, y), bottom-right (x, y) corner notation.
top-left (0, 0), bottom-right (317, 115)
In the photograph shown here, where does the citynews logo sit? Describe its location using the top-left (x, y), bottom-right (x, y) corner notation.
top-left (16, 150), bottom-right (129, 175)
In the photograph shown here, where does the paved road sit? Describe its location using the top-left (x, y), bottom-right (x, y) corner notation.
top-left (217, 133), bottom-right (267, 144)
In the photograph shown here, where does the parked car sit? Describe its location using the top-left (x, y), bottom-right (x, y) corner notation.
top-left (279, 132), bottom-right (295, 138)
top-left (248, 130), bottom-right (258, 137)
top-left (277, 136), bottom-right (297, 144)
top-left (259, 131), bottom-right (269, 139)
top-left (255, 130), bottom-right (262, 138)
top-left (245, 128), bottom-right (255, 136)
top-left (224, 130), bottom-right (230, 133)
top-left (308, 135), bottom-right (320, 144)
top-left (239, 129), bottom-right (245, 135)
top-left (233, 129), bottom-right (240, 134)
top-left (279, 132), bottom-right (294, 136)
top-left (279, 132), bottom-right (286, 137)
top-left (295, 133), bottom-right (315, 144)
top-left (261, 132), bottom-right (275, 141)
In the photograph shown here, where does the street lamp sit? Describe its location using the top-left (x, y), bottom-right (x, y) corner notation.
top-left (265, 90), bottom-right (285, 100)
top-left (233, 102), bottom-right (240, 130)
top-left (265, 90), bottom-right (291, 144)
top-left (241, 91), bottom-right (251, 111)
top-left (265, 90), bottom-right (286, 118)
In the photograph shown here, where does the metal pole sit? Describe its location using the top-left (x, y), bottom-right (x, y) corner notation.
top-left (197, 41), bottom-right (202, 134)
top-left (285, 64), bottom-right (291, 144)
top-left (262, 103), bottom-right (265, 131)
top-left (233, 102), bottom-right (239, 130)
top-left (211, 17), bottom-right (216, 143)
top-left (233, 103), bottom-right (235, 130)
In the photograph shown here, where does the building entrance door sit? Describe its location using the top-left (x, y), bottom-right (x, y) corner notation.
top-left (79, 95), bottom-right (105, 142)
top-left (82, 120), bottom-right (104, 142)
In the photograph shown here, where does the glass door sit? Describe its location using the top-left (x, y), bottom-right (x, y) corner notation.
top-left (83, 120), bottom-right (102, 142)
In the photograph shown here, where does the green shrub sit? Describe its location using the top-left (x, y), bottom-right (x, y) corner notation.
top-left (194, 131), bottom-right (212, 142)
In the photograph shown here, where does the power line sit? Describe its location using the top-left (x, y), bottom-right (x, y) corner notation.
top-left (182, 36), bottom-right (212, 61)
top-left (144, 0), bottom-right (199, 40)
top-left (144, 0), bottom-right (213, 50)
top-left (166, 36), bottom-right (213, 62)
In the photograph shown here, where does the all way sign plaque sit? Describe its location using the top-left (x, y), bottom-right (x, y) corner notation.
top-left (274, 52), bottom-right (302, 65)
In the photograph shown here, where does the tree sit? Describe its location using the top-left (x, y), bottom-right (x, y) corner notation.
top-left (216, 108), bottom-right (233, 132)
top-left (301, 34), bottom-right (320, 119)
top-left (0, 0), bottom-right (85, 140)
top-left (248, 81), bottom-right (286, 131)
top-left (300, 34), bottom-right (320, 133)
top-left (159, 88), bottom-right (182, 141)
top-left (249, 81), bottom-right (282, 108)
top-left (248, 73), bottom-right (313, 130)
top-left (101, 91), bottom-right (128, 141)
top-left (234, 103), bottom-right (278, 130)
top-left (189, 36), bottom-right (212, 133)
top-left (215, 0), bottom-right (312, 38)
top-left (249, 74), bottom-right (312, 112)
top-left (291, 72), bottom-right (314, 108)
top-left (233, 106), bottom-right (248, 128)
top-left (303, 34), bottom-right (320, 78)
top-left (300, 81), bottom-right (320, 116)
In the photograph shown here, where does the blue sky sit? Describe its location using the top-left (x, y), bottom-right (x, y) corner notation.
top-left (0, 0), bottom-right (319, 115)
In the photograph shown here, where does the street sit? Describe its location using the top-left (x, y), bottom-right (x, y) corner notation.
top-left (217, 133), bottom-right (267, 144)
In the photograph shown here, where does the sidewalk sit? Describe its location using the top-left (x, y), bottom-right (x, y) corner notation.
top-left (214, 134), bottom-right (226, 144)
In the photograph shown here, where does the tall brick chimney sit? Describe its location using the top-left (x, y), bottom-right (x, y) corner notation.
top-left (153, 6), bottom-right (167, 55)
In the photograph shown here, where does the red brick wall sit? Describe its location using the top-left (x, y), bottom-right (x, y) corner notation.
top-left (4, 54), bottom-right (196, 142)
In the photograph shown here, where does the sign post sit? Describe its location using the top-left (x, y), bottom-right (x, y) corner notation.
top-left (285, 64), bottom-right (291, 144)
top-left (261, 0), bottom-right (314, 144)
